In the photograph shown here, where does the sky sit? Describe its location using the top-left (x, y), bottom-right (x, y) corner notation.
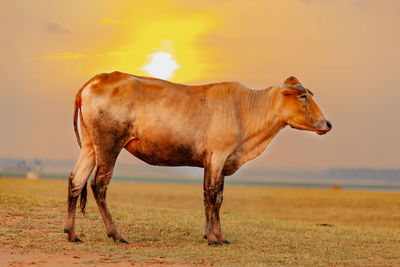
top-left (1, 0), bottom-right (399, 169)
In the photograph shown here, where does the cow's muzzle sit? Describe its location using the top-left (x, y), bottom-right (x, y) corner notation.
top-left (315, 120), bottom-right (332, 135)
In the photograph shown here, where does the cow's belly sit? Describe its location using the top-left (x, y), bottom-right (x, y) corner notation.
top-left (124, 138), bottom-right (203, 167)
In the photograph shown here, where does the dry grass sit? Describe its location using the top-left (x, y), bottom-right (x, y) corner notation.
top-left (1, 177), bottom-right (400, 266)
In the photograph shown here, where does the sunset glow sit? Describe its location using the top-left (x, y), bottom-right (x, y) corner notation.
top-left (84, 1), bottom-right (219, 82)
top-left (2, 0), bottom-right (400, 169)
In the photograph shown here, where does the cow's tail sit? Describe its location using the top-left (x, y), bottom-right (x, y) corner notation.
top-left (73, 86), bottom-right (88, 215)
top-left (73, 87), bottom-right (83, 148)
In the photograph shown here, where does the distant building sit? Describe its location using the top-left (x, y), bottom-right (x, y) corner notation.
top-left (27, 171), bottom-right (39, 180)
top-left (26, 159), bottom-right (42, 179)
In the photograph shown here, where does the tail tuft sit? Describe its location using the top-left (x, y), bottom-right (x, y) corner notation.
top-left (79, 182), bottom-right (88, 216)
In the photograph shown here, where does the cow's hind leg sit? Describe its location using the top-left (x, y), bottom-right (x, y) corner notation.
top-left (90, 147), bottom-right (128, 244)
top-left (64, 145), bottom-right (95, 242)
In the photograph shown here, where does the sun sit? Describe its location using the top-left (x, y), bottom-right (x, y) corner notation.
top-left (143, 52), bottom-right (179, 80)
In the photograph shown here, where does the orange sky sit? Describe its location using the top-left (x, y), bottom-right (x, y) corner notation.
top-left (1, 0), bottom-right (399, 169)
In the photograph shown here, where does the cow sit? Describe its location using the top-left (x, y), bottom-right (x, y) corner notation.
top-left (63, 72), bottom-right (332, 245)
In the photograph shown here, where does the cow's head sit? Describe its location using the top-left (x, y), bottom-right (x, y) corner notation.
top-left (279, 76), bottom-right (332, 135)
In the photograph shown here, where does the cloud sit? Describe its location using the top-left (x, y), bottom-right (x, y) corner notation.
top-left (38, 52), bottom-right (87, 60)
top-left (99, 17), bottom-right (123, 25)
top-left (298, 0), bottom-right (370, 7)
top-left (36, 50), bottom-right (124, 61)
top-left (298, 0), bottom-right (315, 5)
top-left (44, 22), bottom-right (72, 34)
top-left (94, 51), bottom-right (126, 57)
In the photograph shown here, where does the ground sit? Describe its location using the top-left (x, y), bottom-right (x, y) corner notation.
top-left (0, 177), bottom-right (400, 266)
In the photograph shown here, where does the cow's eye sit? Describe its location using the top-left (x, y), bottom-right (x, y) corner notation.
top-left (300, 95), bottom-right (307, 100)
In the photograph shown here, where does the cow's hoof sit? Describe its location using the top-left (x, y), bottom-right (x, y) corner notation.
top-left (208, 240), bottom-right (222, 246)
top-left (71, 236), bottom-right (83, 243)
top-left (64, 229), bottom-right (82, 243)
top-left (221, 239), bottom-right (231, 244)
top-left (117, 238), bottom-right (129, 244)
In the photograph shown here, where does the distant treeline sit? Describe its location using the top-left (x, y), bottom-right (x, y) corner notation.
top-left (0, 157), bottom-right (399, 182)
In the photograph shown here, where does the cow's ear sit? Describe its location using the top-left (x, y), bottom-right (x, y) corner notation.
top-left (282, 87), bottom-right (300, 96)
top-left (283, 76), bottom-right (300, 85)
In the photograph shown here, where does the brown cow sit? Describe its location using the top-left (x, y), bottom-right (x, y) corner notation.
top-left (64, 72), bottom-right (332, 245)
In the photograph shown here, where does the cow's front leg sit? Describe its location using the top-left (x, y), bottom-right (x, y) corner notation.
top-left (211, 175), bottom-right (230, 244)
top-left (203, 156), bottom-right (229, 245)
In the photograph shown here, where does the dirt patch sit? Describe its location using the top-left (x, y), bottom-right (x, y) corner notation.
top-left (0, 247), bottom-right (194, 266)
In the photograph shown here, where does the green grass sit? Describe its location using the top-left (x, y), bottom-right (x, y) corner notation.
top-left (1, 177), bottom-right (400, 266)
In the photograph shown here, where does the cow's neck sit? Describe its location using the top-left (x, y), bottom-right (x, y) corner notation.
top-left (238, 86), bottom-right (287, 166)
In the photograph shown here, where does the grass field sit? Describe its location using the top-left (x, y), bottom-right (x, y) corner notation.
top-left (1, 177), bottom-right (400, 266)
